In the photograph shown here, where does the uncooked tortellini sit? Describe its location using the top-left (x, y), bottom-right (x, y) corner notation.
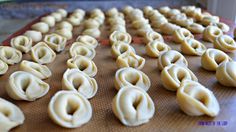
top-left (201, 48), bottom-right (232, 71)
top-left (116, 52), bottom-right (145, 70)
top-left (20, 60), bottom-right (52, 79)
top-left (48, 90), bottom-right (92, 128)
top-left (213, 35), bottom-right (236, 53)
top-left (67, 55), bottom-right (97, 77)
top-left (203, 26), bottom-right (223, 42)
top-left (160, 23), bottom-right (180, 35)
top-left (24, 30), bottom-right (42, 42)
top-left (216, 61), bottom-right (236, 87)
top-left (144, 30), bottom-right (164, 44)
top-left (62, 68), bottom-right (98, 99)
top-left (145, 40), bottom-right (171, 58)
top-left (173, 28), bottom-right (193, 43)
top-left (76, 35), bottom-right (98, 48)
top-left (31, 42), bottom-right (56, 64)
top-left (187, 23), bottom-right (205, 34)
top-left (161, 64), bottom-right (198, 91)
top-left (0, 98), bottom-right (25, 131)
top-left (111, 42), bottom-right (135, 58)
top-left (44, 33), bottom-right (67, 52)
top-left (114, 67), bottom-right (151, 91)
top-left (10, 35), bottom-right (32, 53)
top-left (0, 59), bottom-right (8, 75)
top-left (31, 22), bottom-right (49, 34)
top-left (109, 31), bottom-right (132, 45)
top-left (181, 38), bottom-right (206, 56)
top-left (177, 80), bottom-right (220, 117)
top-left (69, 42), bottom-right (96, 59)
top-left (6, 71), bottom-right (50, 101)
top-left (112, 86), bottom-right (155, 126)
top-left (158, 50), bottom-right (188, 71)
top-left (0, 46), bottom-right (22, 65)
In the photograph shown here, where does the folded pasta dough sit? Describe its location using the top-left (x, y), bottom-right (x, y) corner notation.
top-left (69, 42), bottom-right (96, 59)
top-left (31, 42), bottom-right (56, 64)
top-left (76, 35), bottom-right (98, 48)
top-left (161, 64), bottom-right (198, 91)
top-left (160, 23), bottom-right (181, 35)
top-left (203, 26), bottom-right (223, 42)
top-left (173, 28), bottom-right (194, 43)
top-left (187, 23), bottom-right (205, 34)
top-left (211, 22), bottom-right (230, 33)
top-left (181, 38), bottom-right (206, 56)
top-left (111, 42), bottom-right (135, 58)
top-left (44, 33), bottom-right (67, 52)
top-left (0, 59), bottom-right (8, 75)
top-left (31, 22), bottom-right (49, 34)
top-left (109, 31), bottom-right (132, 45)
top-left (24, 30), bottom-right (42, 42)
top-left (177, 80), bottom-right (220, 117)
top-left (216, 61), bottom-right (236, 87)
top-left (41, 16), bottom-right (56, 27)
top-left (82, 28), bottom-right (101, 38)
top-left (67, 55), bottom-right (97, 77)
top-left (144, 30), bottom-right (164, 44)
top-left (0, 46), bottom-right (22, 65)
top-left (55, 28), bottom-right (73, 40)
top-left (116, 52), bottom-right (145, 70)
top-left (201, 48), bottom-right (232, 71)
top-left (20, 60), bottom-right (52, 79)
top-left (112, 86), bottom-right (155, 126)
top-left (0, 98), bottom-right (25, 131)
top-left (213, 35), bottom-right (236, 52)
top-left (6, 71), bottom-right (49, 101)
top-left (145, 40), bottom-right (171, 58)
top-left (48, 90), bottom-right (92, 128)
top-left (158, 50), bottom-right (188, 71)
top-left (201, 16), bottom-right (219, 26)
top-left (56, 8), bottom-right (68, 18)
top-left (56, 21), bottom-right (73, 31)
top-left (115, 67), bottom-right (151, 91)
top-left (50, 12), bottom-right (62, 22)
top-left (10, 35), bottom-right (32, 53)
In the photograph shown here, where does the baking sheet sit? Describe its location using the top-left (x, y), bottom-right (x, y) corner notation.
top-left (0, 13), bottom-right (236, 132)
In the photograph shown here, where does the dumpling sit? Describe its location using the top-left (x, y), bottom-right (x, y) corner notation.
top-left (160, 23), bottom-right (181, 35)
top-left (116, 52), bottom-right (145, 70)
top-left (0, 59), bottom-right (8, 75)
top-left (24, 30), bottom-right (42, 42)
top-left (67, 55), bottom-right (97, 77)
top-left (82, 28), bottom-right (101, 38)
top-left (31, 22), bottom-right (49, 34)
top-left (203, 26), bottom-right (223, 42)
top-left (6, 71), bottom-right (49, 101)
top-left (213, 35), bottom-right (236, 53)
top-left (172, 28), bottom-right (194, 43)
top-left (44, 33), bottom-right (67, 52)
top-left (69, 42), bottom-right (96, 59)
top-left (31, 42), bottom-right (56, 64)
top-left (48, 90), bottom-right (92, 128)
top-left (158, 50), bottom-right (188, 71)
top-left (112, 86), bottom-right (155, 126)
top-left (181, 38), bottom-right (206, 56)
top-left (111, 42), bottom-right (135, 58)
top-left (216, 61), bottom-right (236, 87)
top-left (0, 46), bottom-right (22, 65)
top-left (0, 98), bottom-right (25, 131)
top-left (114, 67), bottom-right (151, 91)
top-left (187, 23), bottom-right (205, 34)
top-left (41, 16), bottom-right (56, 27)
top-left (55, 28), bottom-right (73, 40)
top-left (109, 31), bottom-right (132, 45)
top-left (76, 35), bottom-right (98, 48)
top-left (177, 80), bottom-right (220, 117)
top-left (10, 35), bottom-right (32, 53)
top-left (201, 48), bottom-right (232, 71)
top-left (56, 21), bottom-right (73, 31)
top-left (161, 64), bottom-right (198, 91)
top-left (144, 30), bottom-right (164, 44)
top-left (62, 68), bottom-right (98, 99)
top-left (145, 40), bottom-right (171, 58)
top-left (20, 60), bottom-right (52, 79)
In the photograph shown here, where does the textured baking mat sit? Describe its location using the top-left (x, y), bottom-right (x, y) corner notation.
top-left (0, 14), bottom-right (236, 132)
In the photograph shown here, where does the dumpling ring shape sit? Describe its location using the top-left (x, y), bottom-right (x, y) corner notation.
top-left (69, 42), bottom-right (96, 59)
top-left (0, 46), bottom-right (22, 65)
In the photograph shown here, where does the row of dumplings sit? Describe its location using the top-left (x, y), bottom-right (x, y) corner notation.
top-left (108, 29), bottom-right (155, 126)
top-left (106, 8), bottom-right (126, 33)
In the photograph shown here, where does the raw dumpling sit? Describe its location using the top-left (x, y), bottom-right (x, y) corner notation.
top-left (114, 67), bottom-right (151, 91)
top-left (145, 40), bottom-right (171, 58)
top-left (213, 35), bottom-right (236, 53)
top-left (0, 98), bottom-right (25, 131)
top-left (109, 31), bottom-right (132, 45)
top-left (201, 48), bottom-right (232, 71)
top-left (31, 42), bottom-right (56, 64)
top-left (172, 28), bottom-right (194, 43)
top-left (177, 80), bottom-right (220, 117)
top-left (31, 22), bottom-right (49, 34)
top-left (116, 52), bottom-right (145, 70)
top-left (62, 68), bottom-right (98, 99)
top-left (44, 33), bottom-right (67, 52)
top-left (111, 42), bottom-right (135, 58)
top-left (0, 46), bottom-right (22, 65)
top-left (48, 90), bottom-right (92, 128)
top-left (216, 61), bottom-right (236, 87)
top-left (203, 26), bottom-right (223, 42)
top-left (0, 59), bottom-right (8, 75)
top-left (158, 50), bottom-right (188, 71)
top-left (67, 55), bottom-right (97, 77)
top-left (69, 42), bottom-right (96, 59)
top-left (10, 35), bottom-right (32, 53)
top-left (112, 86), bottom-right (155, 126)
top-left (181, 38), bottom-right (206, 56)
top-left (144, 30), bottom-right (164, 44)
top-left (41, 16), bottom-right (56, 27)
top-left (76, 35), bottom-right (98, 48)
top-left (24, 30), bottom-right (42, 42)
top-left (161, 64), bottom-right (198, 91)
top-left (20, 60), bottom-right (52, 79)
top-left (6, 71), bottom-right (49, 101)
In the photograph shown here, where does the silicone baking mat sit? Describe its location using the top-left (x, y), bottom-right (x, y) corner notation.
top-left (0, 13), bottom-right (236, 132)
